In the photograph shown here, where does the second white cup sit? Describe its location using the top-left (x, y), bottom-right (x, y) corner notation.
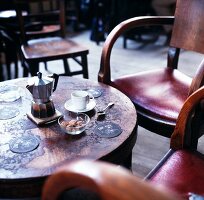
top-left (71, 91), bottom-right (91, 110)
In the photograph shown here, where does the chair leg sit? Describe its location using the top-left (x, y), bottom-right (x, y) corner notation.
top-left (29, 61), bottom-right (39, 76)
top-left (14, 60), bottom-right (18, 78)
top-left (5, 61), bottom-right (11, 80)
top-left (5, 53), bottom-right (12, 80)
top-left (22, 60), bottom-right (29, 77)
top-left (23, 60), bottom-right (39, 77)
top-left (23, 66), bottom-right (29, 77)
top-left (123, 36), bottom-right (127, 49)
top-left (44, 61), bottom-right (48, 71)
top-left (0, 60), bottom-right (4, 81)
top-left (122, 152), bottom-right (133, 171)
top-left (81, 55), bottom-right (88, 79)
top-left (63, 58), bottom-right (71, 76)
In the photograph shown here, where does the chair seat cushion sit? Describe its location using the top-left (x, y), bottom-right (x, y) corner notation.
top-left (149, 150), bottom-right (204, 198)
top-left (111, 68), bottom-right (191, 124)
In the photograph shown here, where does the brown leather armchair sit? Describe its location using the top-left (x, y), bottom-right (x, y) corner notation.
top-left (146, 85), bottom-right (204, 198)
top-left (42, 85), bottom-right (204, 200)
top-left (98, 0), bottom-right (204, 137)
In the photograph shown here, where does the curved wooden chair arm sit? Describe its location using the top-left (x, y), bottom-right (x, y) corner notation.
top-left (188, 58), bottom-right (204, 96)
top-left (42, 159), bottom-right (181, 200)
top-left (98, 16), bottom-right (175, 84)
top-left (171, 86), bottom-right (204, 149)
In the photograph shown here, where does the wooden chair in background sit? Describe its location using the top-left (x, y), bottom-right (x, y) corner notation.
top-left (0, 25), bottom-right (19, 80)
top-left (98, 0), bottom-right (204, 138)
top-left (14, 0), bottom-right (89, 78)
top-left (43, 86), bottom-right (204, 200)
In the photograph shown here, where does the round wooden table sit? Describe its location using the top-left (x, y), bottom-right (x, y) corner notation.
top-left (0, 76), bottom-right (137, 198)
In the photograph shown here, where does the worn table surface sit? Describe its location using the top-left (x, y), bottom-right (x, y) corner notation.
top-left (0, 76), bottom-right (137, 198)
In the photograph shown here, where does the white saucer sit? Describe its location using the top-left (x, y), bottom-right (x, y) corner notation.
top-left (64, 99), bottom-right (96, 113)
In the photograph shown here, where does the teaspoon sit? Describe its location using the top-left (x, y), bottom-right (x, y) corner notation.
top-left (97, 102), bottom-right (114, 119)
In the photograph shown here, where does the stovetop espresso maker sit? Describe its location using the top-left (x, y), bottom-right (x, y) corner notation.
top-left (26, 72), bottom-right (59, 118)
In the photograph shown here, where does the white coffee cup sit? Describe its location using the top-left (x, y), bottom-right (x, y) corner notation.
top-left (71, 91), bottom-right (92, 110)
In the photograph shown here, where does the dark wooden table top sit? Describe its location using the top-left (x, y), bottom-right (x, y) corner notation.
top-left (0, 76), bottom-right (137, 198)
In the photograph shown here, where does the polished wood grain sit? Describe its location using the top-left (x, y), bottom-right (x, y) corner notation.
top-left (171, 86), bottom-right (204, 149)
top-left (0, 76), bottom-right (137, 198)
top-left (42, 159), bottom-right (181, 200)
top-left (171, 0), bottom-right (204, 54)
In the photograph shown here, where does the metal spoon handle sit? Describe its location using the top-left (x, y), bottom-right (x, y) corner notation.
top-left (103, 102), bottom-right (114, 112)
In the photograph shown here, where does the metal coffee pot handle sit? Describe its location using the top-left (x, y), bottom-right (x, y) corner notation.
top-left (47, 73), bottom-right (59, 92)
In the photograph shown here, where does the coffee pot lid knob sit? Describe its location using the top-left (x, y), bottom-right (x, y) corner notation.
top-left (37, 72), bottom-right (42, 79)
top-left (34, 72), bottom-right (51, 86)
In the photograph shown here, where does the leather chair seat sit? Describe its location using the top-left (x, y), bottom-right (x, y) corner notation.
top-left (149, 150), bottom-right (204, 198)
top-left (111, 68), bottom-right (191, 124)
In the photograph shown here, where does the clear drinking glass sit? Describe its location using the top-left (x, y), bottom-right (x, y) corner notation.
top-left (0, 85), bottom-right (21, 120)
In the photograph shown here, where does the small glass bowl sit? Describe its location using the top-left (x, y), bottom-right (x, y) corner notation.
top-left (58, 112), bottom-right (90, 135)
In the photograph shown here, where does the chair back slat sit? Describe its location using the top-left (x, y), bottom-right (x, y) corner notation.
top-left (170, 0), bottom-right (204, 54)
top-left (14, 0), bottom-right (66, 44)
